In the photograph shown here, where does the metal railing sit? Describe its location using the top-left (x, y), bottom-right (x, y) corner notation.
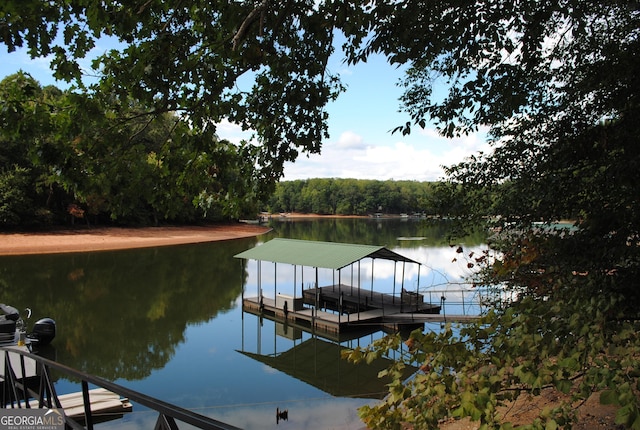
top-left (421, 287), bottom-right (517, 316)
top-left (1, 346), bottom-right (240, 430)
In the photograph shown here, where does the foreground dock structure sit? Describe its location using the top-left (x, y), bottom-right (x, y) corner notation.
top-left (1, 346), bottom-right (240, 430)
top-left (235, 239), bottom-right (478, 335)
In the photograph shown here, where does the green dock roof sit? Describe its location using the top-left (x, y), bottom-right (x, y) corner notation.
top-left (234, 238), bottom-right (419, 270)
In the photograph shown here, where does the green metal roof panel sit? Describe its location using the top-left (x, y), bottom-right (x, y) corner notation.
top-left (234, 238), bottom-right (418, 270)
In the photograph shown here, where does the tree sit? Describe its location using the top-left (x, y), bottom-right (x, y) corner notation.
top-left (0, 73), bottom-right (262, 225)
top-left (342, 1), bottom-right (640, 429)
top-left (0, 0), bottom-right (344, 190)
top-left (0, 72), bottom-right (63, 225)
top-left (267, 179), bottom-right (437, 215)
top-left (0, 166), bottom-right (34, 225)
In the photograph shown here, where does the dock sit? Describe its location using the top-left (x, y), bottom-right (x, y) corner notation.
top-left (243, 284), bottom-right (477, 335)
top-left (2, 347), bottom-right (132, 425)
top-left (236, 239), bottom-right (481, 336)
top-left (29, 388), bottom-right (132, 423)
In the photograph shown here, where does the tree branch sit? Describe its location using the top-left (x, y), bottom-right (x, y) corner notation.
top-left (232, 0), bottom-right (269, 50)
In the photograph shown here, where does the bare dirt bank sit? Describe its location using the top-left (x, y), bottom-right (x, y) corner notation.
top-left (0, 224), bottom-right (271, 256)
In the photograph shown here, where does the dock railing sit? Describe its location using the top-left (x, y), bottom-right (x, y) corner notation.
top-left (300, 282), bottom-right (513, 317)
top-left (409, 287), bottom-right (514, 317)
top-left (324, 284), bottom-right (508, 314)
top-left (1, 346), bottom-right (241, 430)
top-left (422, 288), bottom-right (488, 316)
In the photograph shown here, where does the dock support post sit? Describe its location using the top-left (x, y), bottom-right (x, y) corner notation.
top-left (350, 265), bottom-right (354, 295)
top-left (416, 265), bottom-right (421, 312)
top-left (399, 262), bottom-right (406, 313)
top-left (258, 260), bottom-right (262, 310)
top-left (357, 261), bottom-right (361, 318)
top-left (370, 259), bottom-right (375, 299)
top-left (393, 264), bottom-right (397, 304)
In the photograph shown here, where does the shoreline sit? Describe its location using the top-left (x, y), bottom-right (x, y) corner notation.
top-left (0, 213), bottom-right (372, 257)
top-left (0, 224), bottom-right (272, 256)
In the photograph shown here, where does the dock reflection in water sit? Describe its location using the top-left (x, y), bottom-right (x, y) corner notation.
top-left (239, 315), bottom-right (417, 401)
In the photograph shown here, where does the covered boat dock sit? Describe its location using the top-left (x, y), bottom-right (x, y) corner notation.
top-left (234, 238), bottom-right (443, 334)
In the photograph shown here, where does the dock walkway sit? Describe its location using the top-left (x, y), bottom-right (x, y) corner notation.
top-left (302, 284), bottom-right (441, 314)
top-left (28, 388), bottom-right (132, 423)
top-left (244, 284), bottom-right (478, 335)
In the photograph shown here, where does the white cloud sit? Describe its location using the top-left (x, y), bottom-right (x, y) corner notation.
top-left (336, 131), bottom-right (366, 149)
top-left (418, 126), bottom-right (489, 153)
top-left (283, 126), bottom-right (490, 182)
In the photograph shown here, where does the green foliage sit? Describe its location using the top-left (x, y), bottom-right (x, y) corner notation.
top-left (0, 73), bottom-right (263, 226)
top-left (0, 166), bottom-right (34, 225)
top-left (1, 1), bottom-right (360, 225)
top-left (339, 1), bottom-right (640, 429)
top-left (0, 0), bottom-right (344, 185)
top-left (268, 178), bottom-right (438, 215)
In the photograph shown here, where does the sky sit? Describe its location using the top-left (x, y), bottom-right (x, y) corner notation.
top-left (0, 38), bottom-right (490, 182)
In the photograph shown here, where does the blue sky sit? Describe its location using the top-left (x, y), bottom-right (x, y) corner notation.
top-left (0, 40), bottom-right (489, 182)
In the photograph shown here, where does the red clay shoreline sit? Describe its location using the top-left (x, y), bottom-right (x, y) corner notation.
top-left (0, 224), bottom-right (273, 256)
top-left (0, 213), bottom-right (365, 256)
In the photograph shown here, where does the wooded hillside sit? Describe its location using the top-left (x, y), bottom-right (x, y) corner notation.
top-left (267, 178), bottom-right (440, 216)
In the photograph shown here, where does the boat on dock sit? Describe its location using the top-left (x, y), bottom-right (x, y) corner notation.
top-left (1, 303), bottom-right (57, 397)
top-left (0, 304), bottom-right (133, 427)
top-left (235, 239), bottom-right (471, 336)
top-left (0, 303), bottom-right (56, 349)
top-left (1, 305), bottom-right (238, 429)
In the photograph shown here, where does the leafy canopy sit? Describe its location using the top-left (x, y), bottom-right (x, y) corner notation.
top-left (0, 72), bottom-right (262, 225)
top-left (1, 0), bottom-right (346, 183)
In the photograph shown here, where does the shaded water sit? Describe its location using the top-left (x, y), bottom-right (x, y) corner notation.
top-left (0, 218), bottom-right (486, 429)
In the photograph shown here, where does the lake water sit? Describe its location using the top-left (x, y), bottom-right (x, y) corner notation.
top-left (0, 218), bottom-right (486, 429)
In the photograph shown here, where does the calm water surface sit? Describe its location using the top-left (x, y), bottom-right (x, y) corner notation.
top-left (0, 218), bottom-right (486, 429)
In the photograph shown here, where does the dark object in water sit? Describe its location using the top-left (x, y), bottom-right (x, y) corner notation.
top-left (276, 407), bottom-right (288, 424)
top-left (28, 317), bottom-right (56, 346)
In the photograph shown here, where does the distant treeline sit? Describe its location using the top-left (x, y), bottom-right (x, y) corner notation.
top-left (267, 178), bottom-right (440, 216)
